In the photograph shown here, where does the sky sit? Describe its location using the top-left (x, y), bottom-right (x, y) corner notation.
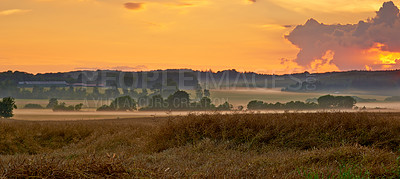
top-left (0, 0), bottom-right (397, 74)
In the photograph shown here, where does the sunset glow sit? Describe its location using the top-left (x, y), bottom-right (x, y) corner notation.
top-left (0, 0), bottom-right (398, 74)
top-left (364, 43), bottom-right (400, 69)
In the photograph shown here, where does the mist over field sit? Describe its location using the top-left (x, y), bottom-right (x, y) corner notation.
top-left (1, 0), bottom-right (400, 178)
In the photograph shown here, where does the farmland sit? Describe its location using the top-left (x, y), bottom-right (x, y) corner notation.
top-left (0, 112), bottom-right (399, 178)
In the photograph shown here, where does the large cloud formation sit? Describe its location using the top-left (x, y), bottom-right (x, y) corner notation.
top-left (286, 1), bottom-right (400, 71)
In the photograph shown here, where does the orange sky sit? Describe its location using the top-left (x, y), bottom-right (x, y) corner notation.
top-left (0, 0), bottom-right (386, 74)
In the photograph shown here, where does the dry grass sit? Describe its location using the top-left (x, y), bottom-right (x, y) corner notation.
top-left (0, 112), bottom-right (399, 178)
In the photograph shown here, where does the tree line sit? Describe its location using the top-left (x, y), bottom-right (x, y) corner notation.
top-left (0, 94), bottom-right (358, 118)
top-left (247, 95), bottom-right (356, 110)
top-left (97, 91), bottom-right (233, 111)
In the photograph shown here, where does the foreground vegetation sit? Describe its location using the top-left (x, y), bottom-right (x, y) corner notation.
top-left (0, 112), bottom-right (399, 178)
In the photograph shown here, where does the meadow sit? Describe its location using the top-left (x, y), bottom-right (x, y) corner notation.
top-left (0, 112), bottom-right (399, 178)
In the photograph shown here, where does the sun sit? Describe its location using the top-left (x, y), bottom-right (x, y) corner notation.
top-left (365, 43), bottom-right (400, 69)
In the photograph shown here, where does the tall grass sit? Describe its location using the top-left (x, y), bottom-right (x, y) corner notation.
top-left (0, 112), bottom-right (399, 178)
top-left (148, 112), bottom-right (400, 152)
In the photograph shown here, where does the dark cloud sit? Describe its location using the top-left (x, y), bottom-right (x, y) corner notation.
top-left (285, 1), bottom-right (400, 70)
top-left (124, 2), bottom-right (144, 10)
top-left (249, 0), bottom-right (256, 2)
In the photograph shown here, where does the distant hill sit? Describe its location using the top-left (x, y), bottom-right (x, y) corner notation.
top-left (1, 69), bottom-right (400, 96)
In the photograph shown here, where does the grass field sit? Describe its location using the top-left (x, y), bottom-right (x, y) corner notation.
top-left (0, 112), bottom-right (399, 178)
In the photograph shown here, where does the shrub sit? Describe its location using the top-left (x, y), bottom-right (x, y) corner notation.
top-left (53, 103), bottom-right (83, 112)
top-left (24, 103), bottom-right (44, 109)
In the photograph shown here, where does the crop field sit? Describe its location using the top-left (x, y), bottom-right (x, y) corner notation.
top-left (0, 112), bottom-right (399, 178)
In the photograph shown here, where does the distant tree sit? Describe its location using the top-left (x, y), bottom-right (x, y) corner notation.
top-left (110, 96), bottom-right (137, 111)
top-left (152, 83), bottom-right (163, 95)
top-left (317, 95), bottom-right (356, 109)
top-left (237, 105), bottom-right (244, 111)
top-left (0, 97), bottom-right (17, 118)
top-left (247, 100), bottom-right (266, 110)
top-left (97, 96), bottom-right (137, 111)
top-left (74, 103), bottom-right (84, 111)
top-left (167, 91), bottom-right (190, 109)
top-left (317, 95), bottom-right (336, 108)
top-left (195, 84), bottom-right (203, 101)
top-left (32, 86), bottom-right (44, 99)
top-left (200, 97), bottom-right (213, 109)
top-left (129, 89), bottom-right (139, 98)
top-left (217, 101), bottom-right (233, 111)
top-left (122, 88), bottom-right (129, 95)
top-left (336, 96), bottom-right (356, 109)
top-left (161, 79), bottom-right (178, 97)
top-left (141, 89), bottom-right (148, 96)
top-left (203, 89), bottom-right (211, 98)
top-left (46, 98), bottom-right (59, 109)
top-left (150, 95), bottom-right (165, 109)
top-left (137, 94), bottom-right (150, 107)
top-left (53, 102), bottom-right (83, 112)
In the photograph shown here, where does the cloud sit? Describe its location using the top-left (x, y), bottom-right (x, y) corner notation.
top-left (124, 2), bottom-right (144, 10)
top-left (285, 1), bottom-right (400, 71)
top-left (0, 9), bottom-right (31, 16)
top-left (260, 24), bottom-right (292, 30)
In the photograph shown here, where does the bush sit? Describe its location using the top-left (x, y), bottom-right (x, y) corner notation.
top-left (24, 104), bottom-right (44, 109)
top-left (53, 103), bottom-right (83, 112)
top-left (96, 105), bottom-right (115, 111)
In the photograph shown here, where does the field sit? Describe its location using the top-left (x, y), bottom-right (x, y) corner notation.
top-left (12, 88), bottom-right (400, 121)
top-left (15, 88), bottom-right (392, 109)
top-left (0, 112), bottom-right (399, 178)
